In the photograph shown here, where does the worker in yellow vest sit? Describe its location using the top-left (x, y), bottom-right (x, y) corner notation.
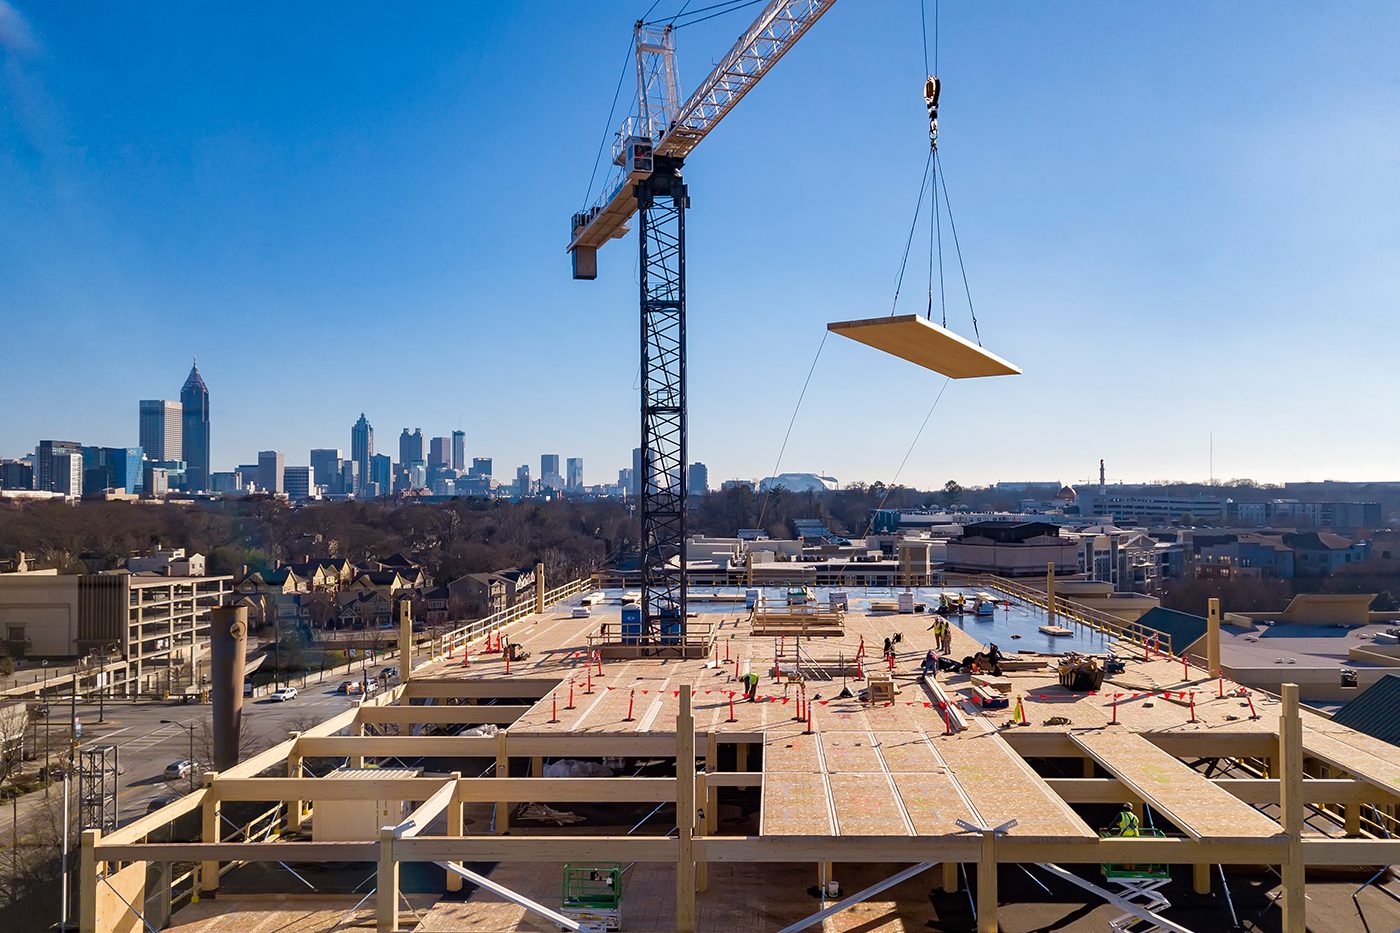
top-left (1110, 804), bottom-right (1140, 837)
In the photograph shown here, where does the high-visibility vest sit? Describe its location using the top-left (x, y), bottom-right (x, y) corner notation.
top-left (1114, 811), bottom-right (1140, 836)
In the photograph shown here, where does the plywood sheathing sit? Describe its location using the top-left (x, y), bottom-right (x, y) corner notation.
top-left (1072, 731), bottom-right (1284, 840)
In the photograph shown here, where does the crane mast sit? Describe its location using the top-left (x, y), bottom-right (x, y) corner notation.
top-left (571, 1), bottom-right (838, 653)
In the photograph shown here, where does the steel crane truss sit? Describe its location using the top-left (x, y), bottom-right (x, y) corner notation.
top-left (637, 158), bottom-right (688, 651)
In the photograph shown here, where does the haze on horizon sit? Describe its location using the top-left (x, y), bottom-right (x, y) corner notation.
top-left (2, 1), bottom-right (1397, 490)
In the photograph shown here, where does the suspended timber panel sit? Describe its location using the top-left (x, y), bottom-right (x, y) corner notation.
top-left (827, 314), bottom-right (1021, 379)
top-left (1072, 731), bottom-right (1283, 840)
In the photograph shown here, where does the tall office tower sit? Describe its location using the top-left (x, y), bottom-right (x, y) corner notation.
top-left (516, 464), bottom-right (531, 495)
top-left (541, 454), bottom-right (560, 478)
top-left (470, 457), bottom-right (492, 477)
top-left (451, 430), bottom-right (465, 472)
top-left (284, 466), bottom-right (312, 500)
top-left (370, 453), bottom-right (392, 493)
top-left (429, 437), bottom-right (451, 468)
top-left (632, 447), bottom-right (642, 495)
top-left (180, 361), bottom-right (210, 491)
top-left (688, 462), bottom-right (708, 497)
top-left (310, 449), bottom-right (343, 489)
top-left (0, 460), bottom-right (34, 490)
top-left (139, 400), bottom-right (182, 462)
top-left (257, 450), bottom-right (285, 494)
top-left (399, 428), bottom-right (424, 466)
top-left (351, 414), bottom-right (373, 492)
top-left (339, 460), bottom-right (360, 496)
top-left (566, 457), bottom-right (584, 490)
top-left (82, 447), bottom-right (144, 495)
top-left (38, 441), bottom-right (83, 497)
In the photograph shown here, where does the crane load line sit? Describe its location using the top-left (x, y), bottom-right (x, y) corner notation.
top-left (827, 314), bottom-right (1020, 379)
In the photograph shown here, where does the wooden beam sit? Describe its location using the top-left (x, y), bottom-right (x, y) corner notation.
top-left (295, 735), bottom-right (499, 757)
top-left (455, 778), bottom-right (676, 803)
top-left (402, 679), bottom-right (558, 699)
top-left (705, 772), bottom-right (763, 789)
top-left (100, 788), bottom-right (207, 845)
top-left (394, 835), bottom-right (679, 863)
top-left (1045, 776), bottom-right (1383, 807)
top-left (356, 705), bottom-right (530, 726)
top-left (93, 842), bottom-right (379, 862)
top-left (214, 778), bottom-right (448, 802)
top-left (396, 780), bottom-right (457, 838)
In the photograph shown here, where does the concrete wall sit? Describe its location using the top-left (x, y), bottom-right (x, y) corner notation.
top-left (0, 574), bottom-right (80, 656)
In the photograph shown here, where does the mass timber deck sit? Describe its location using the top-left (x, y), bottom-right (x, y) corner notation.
top-left (96, 584), bottom-right (1400, 933)
top-left (828, 314), bottom-right (1022, 378)
top-left (1072, 731), bottom-right (1283, 840)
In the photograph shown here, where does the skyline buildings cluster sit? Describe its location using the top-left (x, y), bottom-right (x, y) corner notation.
top-left (0, 364), bottom-right (713, 503)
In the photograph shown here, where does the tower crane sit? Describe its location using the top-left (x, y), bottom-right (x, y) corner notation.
top-left (569, 1), bottom-right (839, 649)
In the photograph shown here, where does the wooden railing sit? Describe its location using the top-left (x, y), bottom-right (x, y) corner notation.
top-left (951, 573), bottom-right (1171, 655)
top-left (438, 576), bottom-right (594, 656)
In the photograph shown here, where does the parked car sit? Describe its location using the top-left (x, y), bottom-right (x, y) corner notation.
top-left (164, 760), bottom-right (194, 780)
top-left (243, 682), bottom-right (254, 697)
top-left (337, 681), bottom-right (364, 695)
top-left (147, 794), bottom-right (182, 814)
top-left (269, 687), bottom-right (298, 702)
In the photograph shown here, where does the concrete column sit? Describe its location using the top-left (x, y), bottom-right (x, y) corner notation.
top-left (978, 830), bottom-right (997, 933)
top-left (535, 562), bottom-right (546, 615)
top-left (1280, 683), bottom-right (1305, 933)
top-left (1207, 598), bottom-right (1222, 676)
top-left (398, 599), bottom-right (413, 683)
top-left (1045, 563), bottom-right (1056, 625)
top-left (377, 826), bottom-right (399, 933)
top-left (496, 730), bottom-right (509, 832)
top-left (676, 685), bottom-right (696, 933)
top-left (1193, 862), bottom-right (1210, 895)
top-left (446, 772), bottom-right (464, 892)
top-left (80, 829), bottom-right (99, 933)
top-left (201, 771), bottom-right (221, 894)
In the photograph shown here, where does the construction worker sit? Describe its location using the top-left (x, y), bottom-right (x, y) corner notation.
top-left (920, 649), bottom-right (939, 676)
top-left (1110, 803), bottom-right (1140, 837)
top-left (938, 618), bottom-right (952, 655)
top-left (740, 671), bottom-right (761, 702)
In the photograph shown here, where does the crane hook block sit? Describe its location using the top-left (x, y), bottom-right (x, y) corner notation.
top-left (925, 75), bottom-right (940, 146)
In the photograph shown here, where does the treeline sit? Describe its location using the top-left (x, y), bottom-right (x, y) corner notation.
top-left (0, 497), bottom-right (637, 586)
top-left (690, 482), bottom-right (935, 540)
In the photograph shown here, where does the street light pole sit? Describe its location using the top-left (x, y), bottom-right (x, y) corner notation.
top-left (97, 648), bottom-right (107, 724)
top-left (160, 720), bottom-right (197, 793)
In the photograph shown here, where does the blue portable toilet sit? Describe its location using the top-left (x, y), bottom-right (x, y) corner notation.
top-left (621, 606), bottom-right (642, 645)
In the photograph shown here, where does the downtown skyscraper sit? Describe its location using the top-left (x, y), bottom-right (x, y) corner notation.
top-left (351, 414), bottom-right (373, 495)
top-left (180, 360), bottom-right (210, 491)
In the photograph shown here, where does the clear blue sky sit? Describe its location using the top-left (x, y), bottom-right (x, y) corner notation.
top-left (3, 1), bottom-right (1397, 489)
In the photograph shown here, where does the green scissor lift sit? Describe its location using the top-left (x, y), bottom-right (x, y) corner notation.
top-left (1099, 827), bottom-right (1173, 933)
top-left (562, 862), bottom-right (624, 931)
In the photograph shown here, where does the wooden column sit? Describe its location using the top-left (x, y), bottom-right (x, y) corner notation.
top-left (398, 598), bottom-right (412, 684)
top-left (1046, 563), bottom-right (1057, 625)
top-left (676, 685), bottom-right (696, 933)
top-left (698, 731), bottom-right (716, 892)
top-left (1207, 598), bottom-right (1222, 676)
top-left (1280, 683), bottom-right (1305, 933)
top-left (943, 860), bottom-right (958, 893)
top-left (532, 755), bottom-right (544, 777)
top-left (978, 830), bottom-right (997, 933)
top-left (201, 771), bottom-right (221, 894)
top-left (1082, 757), bottom-right (1096, 778)
top-left (496, 730), bottom-right (510, 832)
top-left (1346, 802), bottom-right (1362, 837)
top-left (535, 562), bottom-right (545, 614)
top-left (1193, 862), bottom-right (1210, 895)
top-left (378, 826), bottom-right (399, 933)
top-left (156, 860), bottom-right (173, 928)
top-left (287, 735), bottom-right (304, 833)
top-left (351, 721), bottom-right (365, 769)
top-left (79, 829), bottom-right (98, 933)
top-left (446, 771), bottom-right (464, 891)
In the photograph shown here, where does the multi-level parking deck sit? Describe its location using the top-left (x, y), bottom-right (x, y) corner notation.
top-left (83, 584), bottom-right (1400, 933)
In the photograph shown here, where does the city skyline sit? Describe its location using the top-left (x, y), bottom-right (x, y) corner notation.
top-left (2, 4), bottom-right (1397, 486)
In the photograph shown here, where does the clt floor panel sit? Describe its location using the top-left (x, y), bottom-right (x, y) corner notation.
top-left (1072, 730), bottom-right (1284, 840)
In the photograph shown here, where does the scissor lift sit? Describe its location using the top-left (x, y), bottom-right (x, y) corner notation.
top-left (562, 862), bottom-right (624, 931)
top-left (1099, 828), bottom-right (1174, 933)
